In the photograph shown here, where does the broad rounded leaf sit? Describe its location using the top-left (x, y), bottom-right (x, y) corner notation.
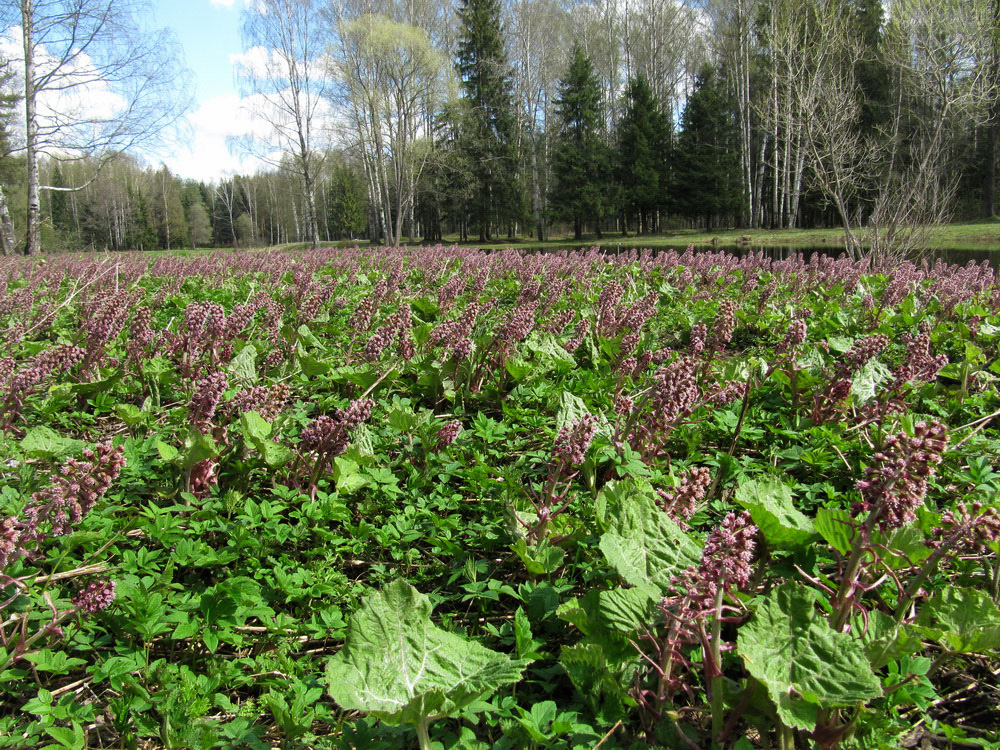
top-left (599, 483), bottom-right (700, 592)
top-left (735, 478), bottom-right (817, 549)
top-left (739, 582), bottom-right (881, 731)
top-left (915, 587), bottom-right (1000, 654)
top-left (325, 580), bottom-right (529, 726)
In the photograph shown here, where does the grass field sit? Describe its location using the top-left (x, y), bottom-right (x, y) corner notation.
top-left (330, 220), bottom-right (1000, 254)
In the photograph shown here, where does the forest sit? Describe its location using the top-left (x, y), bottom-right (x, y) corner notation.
top-left (0, 0), bottom-right (997, 257)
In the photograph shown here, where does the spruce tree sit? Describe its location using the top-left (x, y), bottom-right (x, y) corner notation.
top-left (673, 65), bottom-right (743, 230)
top-left (456, 0), bottom-right (523, 241)
top-left (617, 76), bottom-right (671, 235)
top-left (551, 44), bottom-right (610, 240)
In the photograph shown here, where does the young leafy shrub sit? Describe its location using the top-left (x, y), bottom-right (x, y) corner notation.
top-left (325, 579), bottom-right (530, 750)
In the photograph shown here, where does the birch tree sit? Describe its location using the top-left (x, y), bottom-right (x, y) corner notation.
top-left (3, 0), bottom-right (188, 255)
top-left (332, 14), bottom-right (449, 246)
top-left (236, 0), bottom-right (329, 248)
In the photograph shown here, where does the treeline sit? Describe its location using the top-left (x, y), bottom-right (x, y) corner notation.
top-left (2, 0), bottom-right (997, 254)
top-left (16, 155), bottom-right (368, 252)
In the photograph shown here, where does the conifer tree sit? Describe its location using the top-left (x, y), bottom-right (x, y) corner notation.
top-left (456, 0), bottom-right (524, 241)
top-left (673, 65), bottom-right (743, 230)
top-left (550, 44), bottom-right (610, 241)
top-left (617, 76), bottom-right (671, 235)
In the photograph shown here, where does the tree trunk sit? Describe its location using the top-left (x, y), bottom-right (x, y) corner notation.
top-left (0, 185), bottom-right (15, 255)
top-left (23, 0), bottom-right (41, 256)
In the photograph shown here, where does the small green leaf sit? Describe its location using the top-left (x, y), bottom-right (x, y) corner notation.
top-left (511, 538), bottom-right (565, 575)
top-left (325, 580), bottom-right (530, 727)
top-left (181, 430), bottom-right (218, 467)
top-left (24, 649), bottom-right (87, 673)
top-left (115, 403), bottom-right (147, 426)
top-left (44, 723), bottom-right (84, 750)
top-left (156, 440), bottom-right (179, 462)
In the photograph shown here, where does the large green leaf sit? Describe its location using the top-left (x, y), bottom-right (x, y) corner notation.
top-left (598, 483), bottom-right (700, 592)
top-left (850, 358), bottom-right (892, 405)
top-left (325, 580), bottom-right (529, 726)
top-left (814, 506), bottom-right (856, 556)
top-left (734, 477), bottom-right (817, 549)
top-left (20, 427), bottom-right (85, 460)
top-left (738, 582), bottom-right (881, 731)
top-left (239, 411), bottom-right (292, 468)
top-left (914, 587), bottom-right (1000, 654)
top-left (524, 332), bottom-right (575, 368)
top-left (228, 345), bottom-right (258, 387)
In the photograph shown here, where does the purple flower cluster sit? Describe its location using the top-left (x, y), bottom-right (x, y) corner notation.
top-left (436, 419), bottom-right (463, 450)
top-left (854, 421), bottom-right (948, 532)
top-left (649, 357), bottom-right (701, 430)
top-left (1, 345), bottom-right (85, 428)
top-left (3, 443), bottom-right (126, 570)
top-left (349, 279), bottom-right (388, 333)
top-left (892, 332), bottom-right (948, 386)
top-left (429, 302), bottom-right (483, 362)
top-left (364, 305), bottom-right (414, 361)
top-left (843, 334), bottom-right (889, 372)
top-left (776, 318), bottom-right (807, 355)
top-left (188, 372), bottom-right (229, 431)
top-left (657, 466), bottom-right (711, 529)
top-left (553, 414), bottom-right (599, 465)
top-left (229, 383), bottom-right (291, 421)
top-left (72, 580), bottom-right (116, 615)
top-left (690, 323), bottom-right (707, 354)
top-left (498, 301), bottom-right (538, 344)
top-left (708, 300), bottom-right (738, 351)
top-left (934, 501), bottom-right (1000, 551)
top-left (300, 399), bottom-right (374, 457)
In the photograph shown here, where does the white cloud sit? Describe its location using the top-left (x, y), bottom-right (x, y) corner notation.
top-left (159, 94), bottom-right (269, 182)
top-left (210, 0), bottom-right (236, 7)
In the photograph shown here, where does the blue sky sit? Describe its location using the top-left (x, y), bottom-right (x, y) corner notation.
top-left (149, 0), bottom-right (259, 182)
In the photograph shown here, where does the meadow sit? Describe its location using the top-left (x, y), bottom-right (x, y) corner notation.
top-left (0, 245), bottom-right (998, 749)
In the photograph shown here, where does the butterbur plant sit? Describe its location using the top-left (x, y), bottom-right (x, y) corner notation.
top-left (634, 511), bottom-right (758, 747)
top-left (0, 443), bottom-right (124, 672)
top-left (292, 398), bottom-right (374, 494)
top-left (326, 580), bottom-right (529, 750)
top-left (521, 414), bottom-right (598, 544)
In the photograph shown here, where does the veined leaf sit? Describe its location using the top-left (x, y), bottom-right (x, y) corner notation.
top-left (21, 427), bottom-right (85, 460)
top-left (915, 587), bottom-right (1000, 654)
top-left (325, 579), bottom-right (530, 727)
top-left (228, 345), bottom-right (258, 386)
top-left (739, 582), bottom-right (881, 731)
top-left (598, 482), bottom-right (700, 592)
top-left (814, 506), bottom-right (856, 556)
top-left (734, 477), bottom-right (817, 549)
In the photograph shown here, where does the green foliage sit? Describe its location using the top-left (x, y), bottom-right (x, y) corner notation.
top-left (739, 582), bottom-right (882, 731)
top-left (551, 44), bottom-right (612, 240)
top-left (326, 580), bottom-right (529, 746)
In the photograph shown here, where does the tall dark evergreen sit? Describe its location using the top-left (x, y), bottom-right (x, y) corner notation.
top-left (456, 0), bottom-right (523, 241)
top-left (673, 65), bottom-right (743, 230)
top-left (551, 45), bottom-right (610, 240)
top-left (616, 76), bottom-right (671, 235)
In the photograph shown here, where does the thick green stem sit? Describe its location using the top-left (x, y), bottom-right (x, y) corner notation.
top-left (777, 722), bottom-right (794, 750)
top-left (710, 583), bottom-right (726, 750)
top-left (416, 718), bottom-right (432, 750)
